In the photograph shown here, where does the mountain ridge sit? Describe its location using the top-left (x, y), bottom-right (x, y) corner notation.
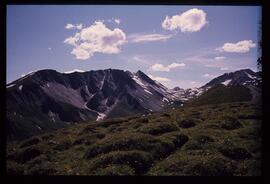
top-left (6, 68), bottom-right (261, 140)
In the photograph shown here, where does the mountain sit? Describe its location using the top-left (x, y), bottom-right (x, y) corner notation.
top-left (6, 69), bottom-right (178, 140)
top-left (187, 84), bottom-right (253, 106)
top-left (171, 69), bottom-right (262, 102)
top-left (6, 68), bottom-right (261, 140)
top-left (202, 69), bottom-right (261, 88)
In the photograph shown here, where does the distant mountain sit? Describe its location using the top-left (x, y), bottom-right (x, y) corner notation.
top-left (6, 69), bottom-right (178, 140)
top-left (187, 84), bottom-right (253, 106)
top-left (171, 69), bottom-right (261, 102)
top-left (202, 69), bottom-right (261, 88)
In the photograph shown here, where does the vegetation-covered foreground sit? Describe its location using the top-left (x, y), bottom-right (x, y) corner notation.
top-left (7, 102), bottom-right (261, 176)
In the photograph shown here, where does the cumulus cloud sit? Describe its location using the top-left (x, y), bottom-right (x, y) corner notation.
top-left (64, 21), bottom-right (127, 60)
top-left (217, 40), bottom-right (256, 53)
top-left (129, 33), bottom-right (173, 43)
top-left (65, 23), bottom-right (83, 30)
top-left (147, 74), bottom-right (171, 82)
top-left (149, 62), bottom-right (186, 72)
top-left (215, 56), bottom-right (226, 60)
top-left (162, 8), bottom-right (208, 32)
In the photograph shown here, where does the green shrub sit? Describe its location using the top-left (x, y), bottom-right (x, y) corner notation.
top-left (97, 117), bottom-right (127, 128)
top-left (73, 133), bottom-right (105, 146)
top-left (6, 162), bottom-right (24, 175)
top-left (177, 118), bottom-right (201, 128)
top-left (220, 116), bottom-right (243, 130)
top-left (83, 133), bottom-right (160, 159)
top-left (53, 141), bottom-right (72, 151)
top-left (83, 132), bottom-right (185, 161)
top-left (139, 122), bottom-right (179, 135)
top-left (159, 132), bottom-right (189, 148)
top-left (92, 164), bottom-right (135, 175)
top-left (88, 150), bottom-right (153, 175)
top-left (238, 114), bottom-right (261, 120)
top-left (219, 146), bottom-right (252, 160)
top-left (14, 147), bottom-right (43, 164)
top-left (184, 134), bottom-right (214, 151)
top-left (149, 153), bottom-right (233, 176)
top-left (183, 157), bottom-right (233, 176)
top-left (20, 137), bottom-right (41, 148)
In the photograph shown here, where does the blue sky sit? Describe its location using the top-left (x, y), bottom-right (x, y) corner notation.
top-left (7, 5), bottom-right (261, 89)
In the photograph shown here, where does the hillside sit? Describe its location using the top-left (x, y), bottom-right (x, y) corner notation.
top-left (187, 84), bottom-right (253, 106)
top-left (7, 102), bottom-right (261, 176)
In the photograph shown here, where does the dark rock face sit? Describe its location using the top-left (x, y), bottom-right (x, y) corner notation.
top-left (203, 69), bottom-right (261, 88)
top-left (6, 69), bottom-right (177, 140)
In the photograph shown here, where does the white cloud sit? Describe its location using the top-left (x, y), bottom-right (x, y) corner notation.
top-left (64, 21), bottom-right (127, 60)
top-left (149, 62), bottom-right (186, 72)
top-left (114, 18), bottom-right (121, 24)
top-left (215, 56), bottom-right (226, 60)
top-left (64, 69), bottom-right (85, 74)
top-left (65, 23), bottom-right (83, 30)
top-left (162, 8), bottom-right (208, 32)
top-left (203, 73), bottom-right (216, 78)
top-left (147, 74), bottom-right (171, 82)
top-left (217, 40), bottom-right (256, 53)
top-left (48, 47), bottom-right (52, 50)
top-left (129, 33), bottom-right (173, 43)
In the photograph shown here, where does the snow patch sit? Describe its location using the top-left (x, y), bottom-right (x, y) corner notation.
top-left (18, 85), bottom-right (23, 91)
top-left (144, 89), bottom-right (153, 95)
top-left (162, 97), bottom-right (169, 102)
top-left (64, 69), bottom-right (85, 74)
top-left (222, 79), bottom-right (232, 86)
top-left (36, 125), bottom-right (42, 130)
top-left (19, 72), bottom-right (35, 81)
top-left (245, 72), bottom-right (257, 80)
top-left (96, 113), bottom-right (106, 121)
top-left (7, 84), bottom-right (15, 88)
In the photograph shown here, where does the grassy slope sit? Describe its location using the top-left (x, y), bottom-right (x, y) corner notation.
top-left (6, 102), bottom-right (261, 176)
top-left (187, 85), bottom-right (252, 106)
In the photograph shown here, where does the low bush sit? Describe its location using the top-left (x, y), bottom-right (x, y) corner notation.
top-left (92, 164), bottom-right (135, 175)
top-left (139, 122), bottom-right (179, 135)
top-left (73, 133), bottom-right (105, 146)
top-left (83, 133), bottom-right (160, 159)
top-left (14, 147), bottom-right (43, 164)
top-left (88, 150), bottom-right (153, 175)
top-left (220, 116), bottom-right (243, 130)
top-left (20, 137), bottom-right (41, 148)
top-left (177, 118), bottom-right (201, 128)
top-left (219, 146), bottom-right (252, 160)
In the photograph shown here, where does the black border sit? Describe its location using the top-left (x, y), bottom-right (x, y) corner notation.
top-left (1, 0), bottom-right (268, 183)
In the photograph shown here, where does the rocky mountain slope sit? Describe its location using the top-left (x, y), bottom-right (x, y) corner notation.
top-left (6, 68), bottom-right (261, 140)
top-left (6, 69), bottom-right (178, 140)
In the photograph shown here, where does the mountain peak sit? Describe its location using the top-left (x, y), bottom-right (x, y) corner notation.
top-left (135, 70), bottom-right (156, 86)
